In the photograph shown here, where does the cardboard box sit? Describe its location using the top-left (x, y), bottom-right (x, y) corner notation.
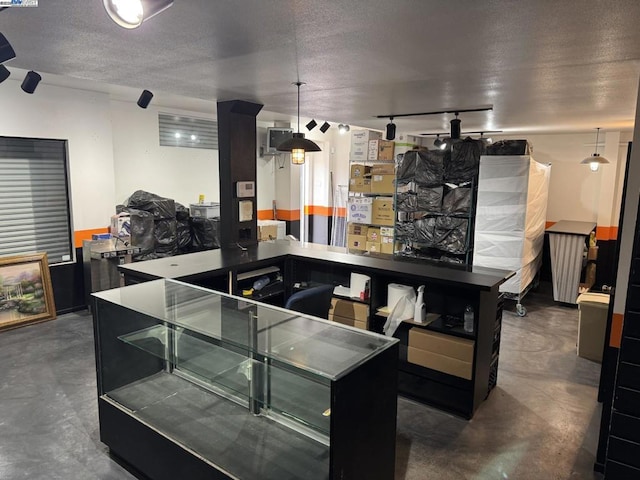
top-left (351, 131), bottom-right (381, 161)
top-left (349, 177), bottom-right (371, 193)
top-left (366, 241), bottom-right (381, 253)
top-left (371, 163), bottom-right (396, 175)
top-left (372, 197), bottom-right (394, 226)
top-left (380, 236), bottom-right (394, 254)
top-left (329, 313), bottom-right (368, 331)
top-left (380, 226), bottom-right (394, 237)
top-left (577, 292), bottom-right (609, 362)
top-left (330, 297), bottom-right (369, 321)
top-left (347, 234), bottom-right (367, 250)
top-left (350, 164), bottom-right (371, 179)
top-left (110, 213), bottom-right (130, 237)
top-left (190, 202), bottom-right (220, 219)
top-left (348, 197), bottom-right (373, 224)
top-left (258, 225), bottom-right (278, 241)
top-left (587, 246), bottom-right (599, 261)
top-left (370, 174), bottom-right (396, 194)
top-left (348, 223), bottom-right (368, 236)
top-left (366, 227), bottom-right (381, 242)
top-left (409, 328), bottom-right (475, 362)
top-left (368, 139), bottom-right (395, 161)
top-left (407, 347), bottom-right (473, 380)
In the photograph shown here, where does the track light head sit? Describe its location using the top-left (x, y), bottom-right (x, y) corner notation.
top-left (21, 71), bottom-right (41, 94)
top-left (103, 0), bottom-right (174, 29)
top-left (433, 134), bottom-right (443, 149)
top-left (450, 112), bottom-right (461, 140)
top-left (338, 124), bottom-right (350, 135)
top-left (137, 89), bottom-right (154, 108)
top-left (306, 119), bottom-right (317, 131)
top-left (0, 64), bottom-right (9, 84)
top-left (0, 32), bottom-right (16, 64)
top-left (386, 117), bottom-right (396, 141)
top-left (320, 121), bottom-right (330, 133)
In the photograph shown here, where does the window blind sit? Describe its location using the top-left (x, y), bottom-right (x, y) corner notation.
top-left (159, 113), bottom-right (218, 150)
top-left (0, 137), bottom-right (73, 264)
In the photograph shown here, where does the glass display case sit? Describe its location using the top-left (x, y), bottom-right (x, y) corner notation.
top-left (92, 279), bottom-right (399, 480)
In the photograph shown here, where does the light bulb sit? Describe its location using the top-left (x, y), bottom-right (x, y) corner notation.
top-left (291, 148), bottom-right (305, 165)
top-left (109, 0), bottom-right (143, 26)
top-left (174, 132), bottom-right (181, 139)
top-left (190, 134), bottom-right (197, 141)
top-left (590, 162), bottom-right (600, 172)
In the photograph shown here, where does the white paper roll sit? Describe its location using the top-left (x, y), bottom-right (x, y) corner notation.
top-left (387, 283), bottom-right (414, 311)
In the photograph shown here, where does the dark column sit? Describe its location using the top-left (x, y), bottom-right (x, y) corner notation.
top-left (217, 100), bottom-right (263, 248)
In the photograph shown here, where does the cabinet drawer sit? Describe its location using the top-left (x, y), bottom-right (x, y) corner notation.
top-left (408, 328), bottom-right (475, 362)
top-left (621, 337), bottom-right (640, 365)
top-left (615, 387), bottom-right (640, 417)
top-left (618, 362), bottom-right (640, 391)
top-left (605, 459), bottom-right (640, 479)
top-left (408, 347), bottom-right (473, 380)
top-left (627, 286), bottom-right (640, 311)
top-left (608, 436), bottom-right (640, 470)
top-left (624, 311), bottom-right (640, 339)
top-left (611, 412), bottom-right (640, 445)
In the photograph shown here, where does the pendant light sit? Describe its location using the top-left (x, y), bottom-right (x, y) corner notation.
top-left (103, 0), bottom-right (173, 29)
top-left (581, 128), bottom-right (609, 172)
top-left (276, 82), bottom-right (321, 165)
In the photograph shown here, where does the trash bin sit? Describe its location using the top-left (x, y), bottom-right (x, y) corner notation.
top-left (576, 292), bottom-right (610, 362)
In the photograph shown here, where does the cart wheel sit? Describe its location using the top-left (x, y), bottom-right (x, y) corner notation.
top-left (516, 303), bottom-right (527, 317)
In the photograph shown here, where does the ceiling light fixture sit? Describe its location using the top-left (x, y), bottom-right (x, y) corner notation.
top-left (581, 127), bottom-right (609, 172)
top-left (386, 117), bottom-right (396, 141)
top-left (0, 32), bottom-right (16, 64)
top-left (137, 89), bottom-right (154, 108)
top-left (0, 65), bottom-right (9, 84)
top-left (21, 71), bottom-right (41, 94)
top-left (433, 134), bottom-right (443, 149)
top-left (103, 0), bottom-right (173, 29)
top-left (320, 121), bottom-right (330, 133)
top-left (276, 81), bottom-right (321, 165)
top-left (450, 112), bottom-right (461, 140)
top-left (338, 124), bottom-right (350, 135)
top-left (306, 119), bottom-right (317, 131)
top-left (375, 105), bottom-right (493, 120)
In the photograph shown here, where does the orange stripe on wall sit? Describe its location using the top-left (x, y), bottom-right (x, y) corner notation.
top-left (596, 226), bottom-right (619, 241)
top-left (545, 221), bottom-right (556, 229)
top-left (610, 313), bottom-right (624, 348)
top-left (74, 228), bottom-right (109, 246)
top-left (276, 209), bottom-right (300, 221)
top-left (257, 210), bottom-right (274, 220)
top-left (304, 205), bottom-right (333, 217)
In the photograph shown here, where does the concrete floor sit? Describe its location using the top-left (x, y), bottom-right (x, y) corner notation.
top-left (0, 284), bottom-right (604, 479)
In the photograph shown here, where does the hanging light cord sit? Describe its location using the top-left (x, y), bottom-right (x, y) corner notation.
top-left (595, 127), bottom-right (601, 154)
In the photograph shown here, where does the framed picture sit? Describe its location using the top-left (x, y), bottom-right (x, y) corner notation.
top-left (0, 253), bottom-right (56, 332)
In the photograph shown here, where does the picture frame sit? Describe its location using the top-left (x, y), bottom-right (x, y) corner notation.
top-left (0, 252), bottom-right (56, 332)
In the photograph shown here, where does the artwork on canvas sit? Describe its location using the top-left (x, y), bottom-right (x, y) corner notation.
top-left (0, 253), bottom-right (56, 332)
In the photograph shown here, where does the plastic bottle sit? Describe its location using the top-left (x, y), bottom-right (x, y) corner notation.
top-left (464, 305), bottom-right (474, 333)
top-left (414, 285), bottom-right (426, 324)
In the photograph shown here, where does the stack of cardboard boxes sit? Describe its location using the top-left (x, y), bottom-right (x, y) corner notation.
top-left (329, 297), bottom-right (369, 330)
top-left (407, 328), bottom-right (475, 380)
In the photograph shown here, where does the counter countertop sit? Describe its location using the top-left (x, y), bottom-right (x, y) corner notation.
top-left (546, 220), bottom-right (596, 236)
top-left (119, 241), bottom-right (513, 290)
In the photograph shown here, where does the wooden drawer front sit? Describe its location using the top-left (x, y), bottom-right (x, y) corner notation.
top-left (407, 347), bottom-right (472, 380)
top-left (615, 387), bottom-right (640, 418)
top-left (617, 362), bottom-right (640, 391)
top-left (608, 436), bottom-right (640, 470)
top-left (408, 328), bottom-right (475, 362)
top-left (611, 412), bottom-right (640, 445)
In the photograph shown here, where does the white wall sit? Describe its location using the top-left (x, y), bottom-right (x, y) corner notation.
top-left (110, 100), bottom-right (219, 208)
top-left (0, 77), bottom-right (116, 232)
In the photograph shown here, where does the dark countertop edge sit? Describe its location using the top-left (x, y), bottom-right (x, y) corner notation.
top-left (119, 243), bottom-right (513, 291)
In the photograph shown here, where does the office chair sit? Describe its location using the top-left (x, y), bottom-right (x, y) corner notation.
top-left (284, 284), bottom-right (334, 319)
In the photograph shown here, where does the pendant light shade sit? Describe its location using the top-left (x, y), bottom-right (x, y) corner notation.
top-left (103, 0), bottom-right (173, 29)
top-left (580, 128), bottom-right (609, 172)
top-left (276, 82), bottom-right (321, 165)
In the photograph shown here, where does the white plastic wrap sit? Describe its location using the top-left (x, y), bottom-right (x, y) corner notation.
top-left (472, 156), bottom-right (551, 295)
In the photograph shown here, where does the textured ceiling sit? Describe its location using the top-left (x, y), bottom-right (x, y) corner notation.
top-left (1, 0), bottom-right (640, 134)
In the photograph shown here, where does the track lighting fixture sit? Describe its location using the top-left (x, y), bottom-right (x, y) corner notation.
top-left (21, 71), bottom-right (41, 94)
top-left (137, 89), bottom-right (154, 108)
top-left (320, 121), bottom-right (330, 133)
top-left (338, 124), bottom-right (350, 135)
top-left (103, 0), bottom-right (173, 29)
top-left (433, 134), bottom-right (443, 149)
top-left (0, 32), bottom-right (16, 64)
top-left (276, 81), bottom-right (322, 165)
top-left (450, 112), bottom-right (461, 140)
top-left (581, 127), bottom-right (609, 172)
top-left (0, 64), bottom-right (9, 84)
top-left (306, 119), bottom-right (317, 131)
top-left (386, 117), bottom-right (396, 141)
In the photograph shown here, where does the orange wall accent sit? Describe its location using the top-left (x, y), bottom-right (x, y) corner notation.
top-left (257, 210), bottom-right (274, 220)
top-left (545, 221), bottom-right (556, 229)
top-left (276, 209), bottom-right (300, 221)
top-left (596, 226), bottom-right (619, 241)
top-left (74, 227), bottom-right (109, 246)
top-left (304, 205), bottom-right (333, 217)
top-left (610, 313), bottom-right (624, 348)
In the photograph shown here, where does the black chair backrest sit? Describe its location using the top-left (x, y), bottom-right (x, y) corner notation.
top-left (284, 284), bottom-right (334, 319)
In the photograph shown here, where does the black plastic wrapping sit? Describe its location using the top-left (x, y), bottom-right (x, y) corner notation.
top-left (175, 202), bottom-right (190, 221)
top-left (191, 217), bottom-right (220, 251)
top-left (395, 221), bottom-right (415, 239)
top-left (396, 150), bottom-right (417, 181)
top-left (154, 219), bottom-right (178, 257)
top-left (413, 218), bottom-right (437, 244)
top-left (396, 193), bottom-right (418, 212)
top-left (485, 139), bottom-right (531, 156)
top-left (117, 207), bottom-right (155, 261)
top-left (442, 187), bottom-right (471, 214)
top-left (177, 220), bottom-right (191, 253)
top-left (416, 186), bottom-right (443, 211)
top-left (444, 138), bottom-right (484, 184)
top-left (126, 190), bottom-right (176, 220)
top-left (415, 150), bottom-right (444, 186)
top-left (435, 216), bottom-right (468, 254)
